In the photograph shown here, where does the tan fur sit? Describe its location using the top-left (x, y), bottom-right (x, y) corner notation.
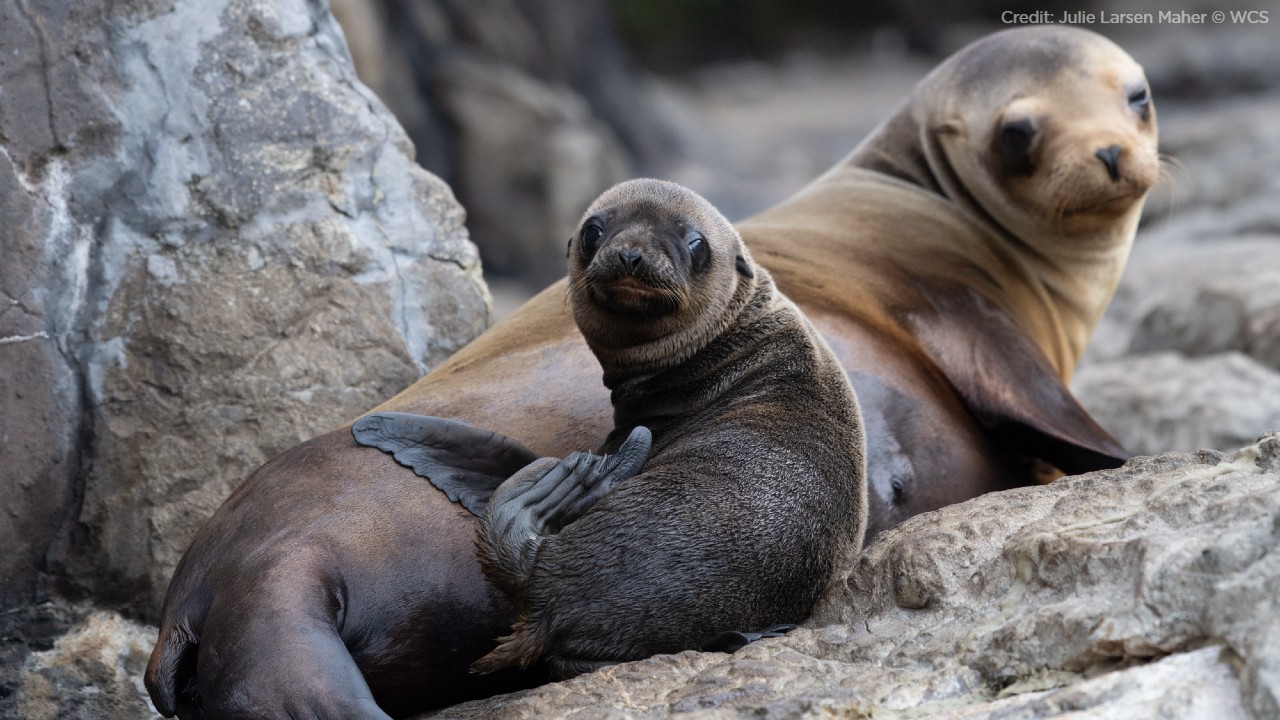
top-left (826, 25), bottom-right (1158, 379)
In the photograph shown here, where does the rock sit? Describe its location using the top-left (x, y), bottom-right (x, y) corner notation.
top-left (1130, 269), bottom-right (1280, 371)
top-left (11, 609), bottom-right (160, 720)
top-left (0, 0), bottom-right (489, 619)
top-left (1134, 94), bottom-right (1280, 236)
top-left (1072, 352), bottom-right (1280, 458)
top-left (329, 0), bottom-right (665, 289)
top-left (432, 56), bottom-right (629, 288)
top-left (422, 434), bottom-right (1280, 719)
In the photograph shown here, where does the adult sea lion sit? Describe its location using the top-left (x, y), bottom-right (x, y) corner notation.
top-left (147, 26), bottom-right (1157, 719)
top-left (354, 179), bottom-right (866, 679)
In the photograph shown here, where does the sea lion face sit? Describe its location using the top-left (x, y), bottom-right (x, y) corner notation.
top-left (931, 27), bottom-right (1159, 239)
top-left (568, 179), bottom-right (754, 352)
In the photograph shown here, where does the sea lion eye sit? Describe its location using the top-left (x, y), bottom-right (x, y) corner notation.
top-left (995, 118), bottom-right (1037, 177)
top-left (580, 220), bottom-right (605, 260)
top-left (1128, 86), bottom-right (1151, 120)
top-left (687, 232), bottom-right (709, 273)
top-left (1000, 120), bottom-right (1035, 152)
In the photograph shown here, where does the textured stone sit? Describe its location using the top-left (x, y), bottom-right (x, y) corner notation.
top-left (8, 438), bottom-right (1278, 720)
top-left (1085, 240), bottom-right (1280, 368)
top-left (420, 434), bottom-right (1280, 719)
top-left (328, 0), bottom-right (660, 288)
top-left (12, 610), bottom-right (159, 720)
top-left (1073, 353), bottom-right (1280, 458)
top-left (0, 0), bottom-right (489, 618)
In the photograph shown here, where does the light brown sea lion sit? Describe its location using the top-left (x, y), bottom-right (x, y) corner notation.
top-left (354, 179), bottom-right (865, 679)
top-left (146, 26), bottom-right (1156, 719)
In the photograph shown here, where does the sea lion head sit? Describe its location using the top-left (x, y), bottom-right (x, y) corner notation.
top-left (567, 178), bottom-right (757, 376)
top-left (913, 26), bottom-right (1159, 244)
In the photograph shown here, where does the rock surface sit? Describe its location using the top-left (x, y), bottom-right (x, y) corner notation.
top-left (1073, 352), bottom-right (1280, 458)
top-left (0, 0), bottom-right (489, 619)
top-left (8, 607), bottom-right (160, 720)
top-left (12, 436), bottom-right (1276, 719)
top-left (329, 0), bottom-right (668, 288)
top-left (417, 433), bottom-right (1280, 719)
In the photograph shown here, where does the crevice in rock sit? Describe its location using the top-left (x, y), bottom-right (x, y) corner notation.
top-left (15, 0), bottom-right (61, 156)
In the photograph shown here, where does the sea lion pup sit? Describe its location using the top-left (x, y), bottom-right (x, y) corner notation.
top-left (356, 179), bottom-right (867, 678)
top-left (146, 27), bottom-right (1152, 718)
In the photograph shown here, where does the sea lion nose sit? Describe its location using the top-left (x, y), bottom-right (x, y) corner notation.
top-left (1094, 144), bottom-right (1122, 182)
top-left (618, 247), bottom-right (642, 273)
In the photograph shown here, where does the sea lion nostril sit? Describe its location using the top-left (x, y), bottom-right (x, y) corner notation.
top-left (1095, 144), bottom-right (1122, 182)
top-left (618, 247), bottom-right (642, 272)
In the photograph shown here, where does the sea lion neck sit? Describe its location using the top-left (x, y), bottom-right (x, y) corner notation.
top-left (604, 275), bottom-right (776, 426)
top-left (580, 257), bottom-right (759, 388)
top-left (838, 95), bottom-right (1139, 380)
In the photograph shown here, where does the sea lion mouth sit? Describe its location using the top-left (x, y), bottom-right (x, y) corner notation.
top-left (1061, 188), bottom-right (1143, 219)
top-left (590, 276), bottom-right (681, 315)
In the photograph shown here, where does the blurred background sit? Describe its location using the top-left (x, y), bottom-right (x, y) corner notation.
top-left (329, 0), bottom-right (1278, 312)
top-left (328, 0), bottom-right (1280, 458)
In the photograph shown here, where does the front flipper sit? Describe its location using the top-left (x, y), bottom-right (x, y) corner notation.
top-left (352, 412), bottom-right (539, 516)
top-left (472, 426), bottom-right (652, 674)
top-left (479, 426), bottom-right (652, 595)
top-left (700, 624), bottom-right (798, 653)
top-left (912, 285), bottom-right (1130, 475)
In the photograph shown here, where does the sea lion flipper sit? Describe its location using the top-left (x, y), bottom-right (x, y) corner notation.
top-left (699, 623), bottom-right (798, 653)
top-left (352, 412), bottom-right (539, 516)
top-left (556, 425), bottom-right (652, 525)
top-left (144, 619), bottom-right (198, 715)
top-left (916, 289), bottom-right (1129, 475)
top-left (478, 427), bottom-right (652, 600)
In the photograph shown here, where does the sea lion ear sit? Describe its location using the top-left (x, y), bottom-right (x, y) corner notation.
top-left (735, 254), bottom-right (754, 278)
top-left (913, 286), bottom-right (1130, 476)
top-left (352, 412), bottom-right (540, 516)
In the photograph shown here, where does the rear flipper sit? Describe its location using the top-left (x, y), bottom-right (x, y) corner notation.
top-left (352, 412), bottom-right (539, 516)
top-left (478, 426), bottom-right (652, 597)
top-left (146, 595), bottom-right (392, 720)
top-left (700, 624), bottom-right (799, 653)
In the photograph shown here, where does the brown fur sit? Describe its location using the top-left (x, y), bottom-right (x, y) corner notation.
top-left (470, 179), bottom-right (865, 676)
top-left (147, 27), bottom-right (1155, 718)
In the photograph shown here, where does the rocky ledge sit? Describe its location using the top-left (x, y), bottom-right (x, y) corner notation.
top-left (9, 434), bottom-right (1278, 719)
top-left (422, 433), bottom-right (1280, 719)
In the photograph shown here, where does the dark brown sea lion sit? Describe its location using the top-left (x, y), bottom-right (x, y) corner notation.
top-left (354, 179), bottom-right (865, 679)
top-left (146, 26), bottom-right (1156, 719)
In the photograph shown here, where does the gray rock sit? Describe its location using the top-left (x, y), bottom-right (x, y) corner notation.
top-left (422, 434), bottom-right (1280, 719)
top-left (328, 0), bottom-right (661, 289)
top-left (1072, 352), bottom-right (1280, 457)
top-left (0, 0), bottom-right (489, 618)
top-left (432, 55), bottom-right (630, 288)
top-left (1084, 238), bottom-right (1280, 367)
